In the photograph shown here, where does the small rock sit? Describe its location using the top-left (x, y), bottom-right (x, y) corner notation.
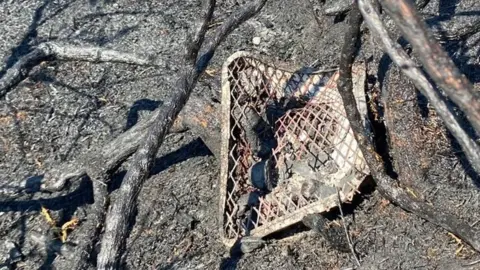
top-left (263, 19), bottom-right (274, 29)
top-left (237, 192), bottom-right (260, 207)
top-left (236, 191), bottom-right (260, 217)
top-left (239, 236), bottom-right (265, 253)
top-left (252, 37), bottom-right (261, 45)
top-left (249, 160), bottom-right (268, 190)
top-left (24, 175), bottom-right (42, 193)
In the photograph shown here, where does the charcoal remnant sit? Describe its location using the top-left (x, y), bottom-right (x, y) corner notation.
top-left (302, 214), bottom-right (349, 253)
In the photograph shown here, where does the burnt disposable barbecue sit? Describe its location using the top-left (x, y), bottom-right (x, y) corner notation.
top-left (219, 52), bottom-right (370, 246)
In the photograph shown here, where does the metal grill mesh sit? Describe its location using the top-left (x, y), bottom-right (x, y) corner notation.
top-left (219, 52), bottom-right (369, 245)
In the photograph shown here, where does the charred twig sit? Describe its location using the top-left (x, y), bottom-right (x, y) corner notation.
top-left (380, 0), bottom-right (480, 139)
top-left (0, 42), bottom-right (160, 99)
top-left (358, 0), bottom-right (480, 174)
top-left (336, 2), bottom-right (480, 253)
top-left (0, 48), bottom-right (50, 99)
top-left (185, 0), bottom-right (216, 64)
top-left (336, 189), bottom-right (361, 267)
top-left (96, 0), bottom-right (267, 269)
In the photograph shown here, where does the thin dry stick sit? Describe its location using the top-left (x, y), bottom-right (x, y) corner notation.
top-left (380, 0), bottom-right (480, 139)
top-left (336, 188), bottom-right (361, 267)
top-left (463, 258), bottom-right (480, 267)
top-left (185, 0), bottom-right (216, 64)
top-left (0, 42), bottom-right (160, 98)
top-left (358, 0), bottom-right (480, 173)
top-left (336, 2), bottom-right (480, 253)
top-left (97, 0), bottom-right (267, 269)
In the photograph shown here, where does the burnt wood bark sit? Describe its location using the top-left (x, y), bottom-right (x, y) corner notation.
top-left (0, 42), bottom-right (160, 99)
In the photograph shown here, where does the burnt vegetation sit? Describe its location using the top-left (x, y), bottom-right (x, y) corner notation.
top-left (0, 0), bottom-right (479, 269)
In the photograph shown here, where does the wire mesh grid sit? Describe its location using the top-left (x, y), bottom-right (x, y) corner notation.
top-left (219, 52), bottom-right (370, 245)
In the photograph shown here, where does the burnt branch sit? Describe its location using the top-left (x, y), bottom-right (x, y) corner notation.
top-left (0, 42), bottom-right (160, 99)
top-left (379, 0), bottom-right (480, 139)
top-left (45, 94), bottom-right (219, 269)
top-left (97, 69), bottom-right (200, 270)
top-left (358, 0), bottom-right (480, 173)
top-left (0, 48), bottom-right (50, 99)
top-left (185, 0), bottom-right (216, 64)
top-left (96, 0), bottom-right (267, 269)
top-left (336, 2), bottom-right (480, 253)
top-left (38, 43), bottom-right (159, 65)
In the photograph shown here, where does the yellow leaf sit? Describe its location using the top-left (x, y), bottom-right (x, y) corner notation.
top-left (406, 187), bottom-right (418, 198)
top-left (61, 217), bottom-right (79, 231)
top-left (205, 68), bottom-right (217, 77)
top-left (41, 206), bottom-right (56, 227)
top-left (455, 245), bottom-right (464, 257)
top-left (208, 21), bottom-right (223, 29)
top-left (447, 232), bottom-right (462, 245)
top-left (34, 156), bottom-right (43, 169)
top-left (61, 230), bottom-right (67, 243)
top-left (60, 217), bottom-right (79, 243)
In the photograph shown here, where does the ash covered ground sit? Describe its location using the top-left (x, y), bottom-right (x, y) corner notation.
top-left (0, 0), bottom-right (480, 269)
